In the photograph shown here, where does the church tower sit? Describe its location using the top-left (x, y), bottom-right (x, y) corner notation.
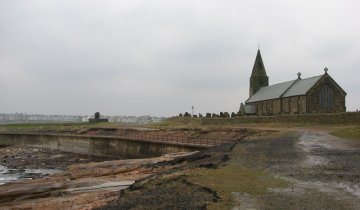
top-left (249, 49), bottom-right (269, 97)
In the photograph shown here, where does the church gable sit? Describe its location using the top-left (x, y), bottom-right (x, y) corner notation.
top-left (307, 74), bottom-right (346, 97)
top-left (306, 74), bottom-right (347, 113)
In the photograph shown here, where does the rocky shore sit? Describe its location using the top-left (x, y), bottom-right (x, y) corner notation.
top-left (0, 144), bottom-right (196, 209)
top-left (0, 126), bottom-right (257, 209)
top-left (0, 145), bottom-right (119, 171)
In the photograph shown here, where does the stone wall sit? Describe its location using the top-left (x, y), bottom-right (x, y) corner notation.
top-left (287, 95), bottom-right (307, 114)
top-left (188, 112), bottom-right (360, 125)
top-left (249, 95), bottom-right (308, 115)
top-left (0, 134), bottom-right (199, 159)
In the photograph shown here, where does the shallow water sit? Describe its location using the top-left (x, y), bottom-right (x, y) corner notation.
top-left (0, 165), bottom-right (62, 185)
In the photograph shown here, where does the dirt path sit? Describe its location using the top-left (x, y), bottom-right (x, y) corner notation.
top-left (231, 128), bottom-right (360, 209)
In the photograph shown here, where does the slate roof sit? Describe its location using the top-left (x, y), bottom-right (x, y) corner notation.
top-left (251, 49), bottom-right (267, 77)
top-left (246, 75), bottom-right (324, 103)
top-left (282, 75), bottom-right (323, 97)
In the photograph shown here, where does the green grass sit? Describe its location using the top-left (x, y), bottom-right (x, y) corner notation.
top-left (188, 165), bottom-right (289, 210)
top-left (149, 116), bottom-right (354, 130)
top-left (1, 122), bottom-right (87, 128)
top-left (151, 113), bottom-right (360, 130)
top-left (0, 122), bottom-right (125, 133)
top-left (331, 126), bottom-right (360, 139)
top-left (186, 141), bottom-right (290, 210)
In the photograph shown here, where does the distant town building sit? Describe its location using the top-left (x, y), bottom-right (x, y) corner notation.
top-left (88, 112), bottom-right (109, 123)
top-left (0, 113), bottom-right (164, 125)
top-left (240, 50), bottom-right (347, 115)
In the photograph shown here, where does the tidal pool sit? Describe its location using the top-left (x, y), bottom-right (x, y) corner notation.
top-left (0, 165), bottom-right (62, 185)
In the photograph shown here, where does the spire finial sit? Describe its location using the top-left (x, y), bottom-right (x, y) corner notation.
top-left (324, 67), bottom-right (328, 74)
top-left (297, 72), bottom-right (302, 79)
top-left (257, 42), bottom-right (261, 49)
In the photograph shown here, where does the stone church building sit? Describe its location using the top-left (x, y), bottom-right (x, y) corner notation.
top-left (240, 50), bottom-right (346, 115)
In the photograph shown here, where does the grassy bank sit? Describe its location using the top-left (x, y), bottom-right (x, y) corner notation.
top-left (332, 126), bottom-right (360, 140)
top-left (151, 112), bottom-right (360, 131)
top-left (0, 122), bottom-right (129, 133)
top-left (188, 165), bottom-right (289, 209)
top-left (187, 138), bottom-right (290, 209)
top-left (149, 117), bottom-right (295, 130)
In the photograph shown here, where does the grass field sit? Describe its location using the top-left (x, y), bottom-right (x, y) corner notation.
top-left (0, 122), bottom-right (125, 133)
top-left (331, 126), bottom-right (360, 140)
top-left (188, 165), bottom-right (289, 209)
top-left (149, 117), bottom-right (343, 130)
top-left (2, 116), bottom-right (358, 133)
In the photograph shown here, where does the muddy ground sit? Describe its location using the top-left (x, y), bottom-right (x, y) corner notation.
top-left (98, 129), bottom-right (360, 210)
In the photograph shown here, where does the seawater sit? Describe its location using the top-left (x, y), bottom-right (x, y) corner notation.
top-left (0, 165), bottom-right (62, 185)
top-left (0, 165), bottom-right (18, 185)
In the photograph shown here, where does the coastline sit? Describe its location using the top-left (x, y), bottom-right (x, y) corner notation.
top-left (0, 144), bottom-right (120, 187)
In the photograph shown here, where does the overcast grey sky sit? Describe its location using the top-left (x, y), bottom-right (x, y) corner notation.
top-left (0, 0), bottom-right (359, 116)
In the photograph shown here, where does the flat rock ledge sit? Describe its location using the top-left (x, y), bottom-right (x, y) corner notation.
top-left (0, 151), bottom-right (197, 210)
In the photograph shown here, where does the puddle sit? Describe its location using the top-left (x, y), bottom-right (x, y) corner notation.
top-left (0, 165), bottom-right (62, 185)
top-left (297, 132), bottom-right (332, 152)
top-left (304, 155), bottom-right (328, 167)
top-left (271, 176), bottom-right (360, 200)
top-left (0, 165), bottom-right (18, 185)
top-left (231, 192), bottom-right (259, 210)
top-left (297, 132), bottom-right (331, 167)
top-left (65, 181), bottom-right (135, 193)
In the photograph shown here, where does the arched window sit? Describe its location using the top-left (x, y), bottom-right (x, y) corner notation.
top-left (297, 97), bottom-right (303, 114)
top-left (319, 85), bottom-right (333, 110)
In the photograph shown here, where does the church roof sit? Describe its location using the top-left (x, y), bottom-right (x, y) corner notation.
top-left (251, 49), bottom-right (267, 77)
top-left (246, 74), bottom-right (323, 103)
top-left (282, 75), bottom-right (323, 97)
top-left (246, 80), bottom-right (296, 103)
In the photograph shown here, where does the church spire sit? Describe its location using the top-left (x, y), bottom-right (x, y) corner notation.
top-left (249, 49), bottom-right (269, 97)
top-left (251, 49), bottom-right (267, 77)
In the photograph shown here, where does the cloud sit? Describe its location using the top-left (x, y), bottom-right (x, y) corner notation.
top-left (1, 0), bottom-right (359, 116)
